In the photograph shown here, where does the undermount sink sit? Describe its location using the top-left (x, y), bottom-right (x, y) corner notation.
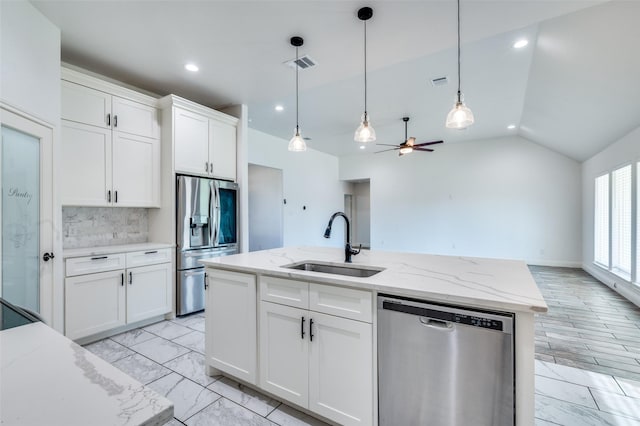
top-left (284, 261), bottom-right (384, 278)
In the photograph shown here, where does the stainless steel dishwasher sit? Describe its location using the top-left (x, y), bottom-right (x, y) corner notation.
top-left (378, 295), bottom-right (514, 426)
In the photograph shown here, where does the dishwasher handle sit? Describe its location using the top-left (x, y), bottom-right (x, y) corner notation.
top-left (419, 317), bottom-right (454, 330)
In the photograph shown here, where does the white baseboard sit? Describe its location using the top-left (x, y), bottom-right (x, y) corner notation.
top-left (582, 263), bottom-right (640, 309)
top-left (525, 259), bottom-right (583, 268)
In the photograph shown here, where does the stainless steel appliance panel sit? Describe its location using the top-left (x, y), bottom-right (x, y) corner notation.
top-left (177, 268), bottom-right (206, 316)
top-left (211, 180), bottom-right (239, 248)
top-left (177, 175), bottom-right (213, 250)
top-left (378, 296), bottom-right (514, 426)
top-left (177, 247), bottom-right (239, 270)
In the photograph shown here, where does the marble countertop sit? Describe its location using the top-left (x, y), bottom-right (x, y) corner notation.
top-left (0, 322), bottom-right (173, 426)
top-left (63, 242), bottom-right (174, 258)
top-left (200, 246), bottom-right (548, 314)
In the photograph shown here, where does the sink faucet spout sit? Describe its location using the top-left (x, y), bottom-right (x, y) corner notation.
top-left (323, 212), bottom-right (361, 263)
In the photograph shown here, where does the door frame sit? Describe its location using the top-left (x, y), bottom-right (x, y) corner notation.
top-left (1, 103), bottom-right (57, 326)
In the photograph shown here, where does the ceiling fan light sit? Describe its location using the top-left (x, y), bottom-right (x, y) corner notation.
top-left (446, 100), bottom-right (475, 129)
top-left (288, 128), bottom-right (307, 152)
top-left (354, 113), bottom-right (376, 143)
top-left (399, 146), bottom-right (413, 155)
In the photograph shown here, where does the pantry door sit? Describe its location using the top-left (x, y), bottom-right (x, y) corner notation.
top-left (0, 106), bottom-right (54, 322)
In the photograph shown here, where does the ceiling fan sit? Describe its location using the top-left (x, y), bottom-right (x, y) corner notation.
top-left (375, 117), bottom-right (443, 156)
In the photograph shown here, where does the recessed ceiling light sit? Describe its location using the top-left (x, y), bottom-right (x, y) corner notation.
top-left (184, 63), bottom-right (199, 72)
top-left (513, 39), bottom-right (528, 49)
top-left (275, 105), bottom-right (284, 112)
top-left (359, 145), bottom-right (365, 150)
top-left (507, 124), bottom-right (516, 130)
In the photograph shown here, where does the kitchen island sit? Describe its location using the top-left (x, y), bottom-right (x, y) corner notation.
top-left (0, 299), bottom-right (173, 426)
top-left (201, 246), bottom-right (548, 426)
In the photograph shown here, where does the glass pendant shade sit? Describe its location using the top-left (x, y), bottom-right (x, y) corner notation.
top-left (446, 99), bottom-right (475, 129)
top-left (354, 113), bottom-right (376, 143)
top-left (288, 127), bottom-right (307, 152)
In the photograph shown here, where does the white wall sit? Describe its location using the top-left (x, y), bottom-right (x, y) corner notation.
top-left (340, 135), bottom-right (582, 266)
top-left (0, 0), bottom-right (62, 330)
top-left (248, 129), bottom-right (349, 248)
top-left (582, 125), bottom-right (640, 306)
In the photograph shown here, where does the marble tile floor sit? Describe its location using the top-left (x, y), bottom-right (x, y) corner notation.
top-left (530, 266), bottom-right (640, 382)
top-left (84, 310), bottom-right (640, 425)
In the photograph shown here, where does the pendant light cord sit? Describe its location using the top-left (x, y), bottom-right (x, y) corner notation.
top-left (295, 46), bottom-right (299, 132)
top-left (456, 0), bottom-right (461, 102)
top-left (364, 19), bottom-right (368, 116)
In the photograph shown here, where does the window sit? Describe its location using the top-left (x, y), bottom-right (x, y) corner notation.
top-left (612, 165), bottom-right (632, 276)
top-left (594, 174), bottom-right (609, 266)
top-left (595, 163), bottom-right (638, 283)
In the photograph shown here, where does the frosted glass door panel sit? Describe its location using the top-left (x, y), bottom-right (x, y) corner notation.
top-left (1, 125), bottom-right (40, 312)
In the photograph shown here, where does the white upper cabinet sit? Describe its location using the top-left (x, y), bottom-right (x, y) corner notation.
top-left (166, 96), bottom-right (238, 181)
top-left (210, 119), bottom-right (237, 181)
top-left (174, 108), bottom-right (210, 175)
top-left (60, 69), bottom-right (161, 207)
top-left (62, 81), bottom-right (111, 129)
top-left (112, 132), bottom-right (160, 207)
top-left (61, 121), bottom-right (112, 206)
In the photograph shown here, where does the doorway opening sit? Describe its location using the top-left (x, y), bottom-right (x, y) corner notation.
top-left (248, 164), bottom-right (284, 252)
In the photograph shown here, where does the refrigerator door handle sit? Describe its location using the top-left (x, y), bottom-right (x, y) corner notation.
top-left (209, 180), bottom-right (218, 247)
top-left (214, 182), bottom-right (221, 247)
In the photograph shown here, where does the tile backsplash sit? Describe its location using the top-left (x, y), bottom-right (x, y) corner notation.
top-left (63, 207), bottom-right (148, 249)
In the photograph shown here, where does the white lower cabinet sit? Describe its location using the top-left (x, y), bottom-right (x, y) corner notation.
top-left (65, 270), bottom-right (126, 340)
top-left (257, 277), bottom-right (373, 426)
top-left (260, 302), bottom-right (309, 407)
top-left (64, 248), bottom-right (172, 341)
top-left (205, 269), bottom-right (257, 384)
top-left (126, 263), bottom-right (172, 323)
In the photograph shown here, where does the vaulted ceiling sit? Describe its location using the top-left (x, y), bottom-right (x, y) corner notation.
top-left (33, 0), bottom-right (639, 161)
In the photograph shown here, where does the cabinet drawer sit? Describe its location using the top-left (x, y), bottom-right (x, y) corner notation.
top-left (126, 248), bottom-right (171, 268)
top-left (65, 253), bottom-right (126, 277)
top-left (260, 276), bottom-right (308, 309)
top-left (309, 283), bottom-right (372, 323)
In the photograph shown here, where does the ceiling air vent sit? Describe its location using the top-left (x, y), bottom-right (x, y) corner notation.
top-left (284, 55), bottom-right (317, 70)
top-left (430, 76), bottom-right (449, 87)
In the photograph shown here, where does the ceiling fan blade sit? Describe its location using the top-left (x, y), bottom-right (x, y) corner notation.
top-left (375, 148), bottom-right (399, 154)
top-left (413, 140), bottom-right (444, 147)
top-left (413, 148), bottom-right (434, 152)
top-left (376, 143), bottom-right (402, 147)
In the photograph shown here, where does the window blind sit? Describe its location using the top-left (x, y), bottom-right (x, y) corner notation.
top-left (612, 165), bottom-right (632, 275)
top-left (594, 174), bottom-right (610, 266)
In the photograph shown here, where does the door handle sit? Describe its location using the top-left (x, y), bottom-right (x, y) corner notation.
top-left (106, 113), bottom-right (111, 127)
top-left (90, 256), bottom-right (108, 260)
top-left (42, 252), bottom-right (55, 262)
top-left (204, 272), bottom-right (208, 290)
top-left (114, 115), bottom-right (118, 127)
top-left (121, 273), bottom-right (124, 286)
top-left (309, 318), bottom-right (314, 342)
top-left (107, 190), bottom-right (111, 203)
top-left (301, 316), bottom-right (306, 339)
top-left (128, 271), bottom-right (133, 285)
top-left (114, 190), bottom-right (118, 203)
top-left (205, 161), bottom-right (209, 173)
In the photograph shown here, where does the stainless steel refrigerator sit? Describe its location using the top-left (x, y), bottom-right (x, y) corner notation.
top-left (176, 175), bottom-right (239, 315)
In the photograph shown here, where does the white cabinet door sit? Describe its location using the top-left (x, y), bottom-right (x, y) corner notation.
top-left (126, 263), bottom-right (171, 323)
top-left (62, 81), bottom-right (111, 129)
top-left (174, 107), bottom-right (210, 176)
top-left (259, 302), bottom-right (309, 407)
top-left (112, 132), bottom-right (160, 207)
top-left (61, 121), bottom-right (112, 206)
top-left (205, 269), bottom-right (257, 384)
top-left (210, 119), bottom-right (237, 181)
top-left (65, 270), bottom-right (126, 340)
top-left (309, 312), bottom-right (373, 426)
top-left (112, 97), bottom-right (159, 139)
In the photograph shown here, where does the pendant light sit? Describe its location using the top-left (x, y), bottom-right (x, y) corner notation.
top-left (288, 36), bottom-right (307, 152)
top-left (446, 0), bottom-right (475, 129)
top-left (354, 7), bottom-right (376, 143)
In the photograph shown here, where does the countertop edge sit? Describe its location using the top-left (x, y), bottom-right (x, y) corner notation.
top-left (201, 259), bottom-right (548, 315)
